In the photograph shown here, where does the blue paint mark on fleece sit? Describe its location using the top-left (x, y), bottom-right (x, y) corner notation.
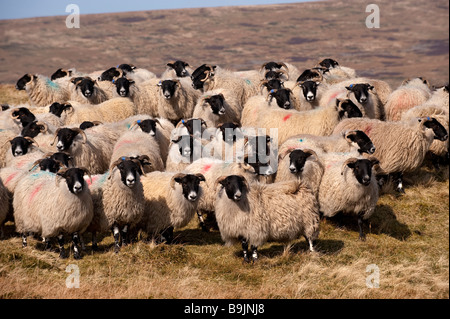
top-left (46, 78), bottom-right (59, 90)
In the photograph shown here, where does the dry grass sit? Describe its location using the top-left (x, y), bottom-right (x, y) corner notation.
top-left (0, 84), bottom-right (448, 299)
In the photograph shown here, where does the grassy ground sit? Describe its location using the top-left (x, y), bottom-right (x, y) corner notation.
top-left (0, 85), bottom-right (448, 299)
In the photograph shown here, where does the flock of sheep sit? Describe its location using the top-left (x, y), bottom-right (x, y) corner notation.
top-left (0, 58), bottom-right (448, 262)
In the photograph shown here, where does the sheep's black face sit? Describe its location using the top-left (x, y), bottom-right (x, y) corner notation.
top-left (346, 159), bottom-right (378, 186)
top-left (49, 102), bottom-right (71, 118)
top-left (206, 94), bottom-right (225, 115)
top-left (51, 68), bottom-right (70, 81)
top-left (118, 64), bottom-right (136, 74)
top-left (263, 62), bottom-right (284, 71)
top-left (263, 79), bottom-right (284, 92)
top-left (219, 175), bottom-right (247, 202)
top-left (444, 85), bottom-right (449, 93)
top-left (318, 58), bottom-right (339, 69)
top-left (191, 64), bottom-right (215, 90)
top-left (99, 67), bottom-right (122, 81)
top-left (137, 119), bottom-right (157, 136)
top-left (56, 128), bottom-right (79, 151)
top-left (299, 81), bottom-right (319, 102)
top-left (346, 131), bottom-right (376, 154)
top-left (245, 135), bottom-right (274, 175)
top-left (39, 158), bottom-right (61, 173)
top-left (264, 70), bottom-right (284, 81)
top-left (50, 152), bottom-right (72, 168)
top-left (218, 122), bottom-right (240, 143)
top-left (114, 77), bottom-right (133, 97)
top-left (21, 121), bottom-right (45, 138)
top-left (270, 89), bottom-right (292, 109)
top-left (77, 78), bottom-right (95, 98)
top-left (337, 99), bottom-right (363, 119)
top-left (158, 80), bottom-right (178, 99)
top-left (168, 60), bottom-right (190, 77)
top-left (79, 121), bottom-right (95, 130)
top-left (346, 83), bottom-right (373, 104)
top-left (116, 160), bottom-right (142, 188)
top-left (1, 104), bottom-right (10, 111)
top-left (10, 136), bottom-right (33, 157)
top-left (289, 150), bottom-right (312, 174)
top-left (16, 74), bottom-right (32, 90)
top-left (173, 135), bottom-right (194, 158)
top-left (12, 107), bottom-right (36, 127)
top-left (174, 174), bottom-right (205, 202)
top-left (423, 118), bottom-right (448, 141)
top-left (58, 168), bottom-right (86, 194)
top-left (297, 69), bottom-right (321, 82)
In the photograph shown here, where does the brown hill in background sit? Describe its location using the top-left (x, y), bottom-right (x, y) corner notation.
top-left (0, 0), bottom-right (448, 87)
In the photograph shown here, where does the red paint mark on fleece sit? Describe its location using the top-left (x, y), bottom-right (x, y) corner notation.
top-left (201, 164), bottom-right (212, 174)
top-left (4, 172), bottom-right (18, 186)
top-left (113, 139), bottom-right (133, 152)
top-left (283, 114), bottom-right (292, 122)
top-left (85, 175), bottom-right (98, 187)
top-left (29, 183), bottom-right (44, 204)
top-left (328, 91), bottom-right (340, 104)
top-left (363, 124), bottom-right (373, 136)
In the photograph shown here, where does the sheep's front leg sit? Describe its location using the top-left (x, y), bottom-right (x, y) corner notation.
top-left (196, 211), bottom-right (207, 232)
top-left (250, 245), bottom-right (258, 263)
top-left (161, 226), bottom-right (174, 244)
top-left (358, 212), bottom-right (366, 241)
top-left (392, 172), bottom-right (405, 193)
top-left (304, 236), bottom-right (315, 252)
top-left (121, 225), bottom-right (129, 246)
top-left (112, 224), bottom-right (120, 253)
top-left (72, 232), bottom-right (82, 260)
top-left (21, 233), bottom-right (28, 248)
top-left (240, 237), bottom-right (250, 263)
top-left (57, 234), bottom-right (67, 259)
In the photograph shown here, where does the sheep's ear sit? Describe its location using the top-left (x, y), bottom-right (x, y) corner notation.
top-left (167, 63), bottom-right (175, 68)
top-left (345, 86), bottom-right (352, 91)
top-left (32, 74), bottom-right (37, 80)
top-left (369, 157), bottom-right (379, 167)
top-left (157, 80), bottom-right (162, 87)
top-left (170, 173), bottom-right (186, 189)
top-left (214, 175), bottom-right (228, 191)
top-left (195, 173), bottom-right (206, 182)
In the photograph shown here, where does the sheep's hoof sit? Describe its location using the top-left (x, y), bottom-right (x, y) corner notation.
top-left (251, 257), bottom-right (259, 264)
top-left (396, 187), bottom-right (405, 194)
top-left (242, 256), bottom-right (251, 264)
top-left (92, 243), bottom-right (99, 252)
top-left (73, 251), bottom-right (82, 260)
top-left (114, 245), bottom-right (120, 254)
top-left (59, 250), bottom-right (67, 259)
top-left (359, 234), bottom-right (366, 242)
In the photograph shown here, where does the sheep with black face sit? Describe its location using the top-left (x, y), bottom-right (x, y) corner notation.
top-left (13, 167), bottom-right (93, 259)
top-left (16, 73), bottom-right (70, 107)
top-left (161, 60), bottom-right (193, 79)
top-left (214, 175), bottom-right (320, 262)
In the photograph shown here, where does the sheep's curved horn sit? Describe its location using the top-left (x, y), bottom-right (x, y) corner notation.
top-left (259, 80), bottom-right (269, 94)
top-left (259, 62), bottom-right (268, 73)
top-left (10, 108), bottom-right (20, 119)
top-left (266, 89), bottom-right (277, 102)
top-left (344, 130), bottom-right (358, 142)
top-left (277, 62), bottom-right (289, 72)
top-left (24, 136), bottom-right (39, 148)
top-left (278, 148), bottom-right (294, 161)
top-left (2, 138), bottom-right (14, 148)
top-left (303, 148), bottom-right (318, 159)
top-left (341, 157), bottom-right (358, 175)
top-left (130, 120), bottom-right (140, 130)
top-left (109, 157), bottom-right (127, 172)
top-left (170, 173), bottom-right (186, 189)
top-left (29, 159), bottom-right (44, 172)
top-left (200, 70), bottom-right (211, 82)
top-left (72, 127), bottom-right (87, 144)
top-left (153, 118), bottom-right (161, 127)
top-left (278, 69), bottom-right (289, 81)
top-left (214, 175), bottom-right (228, 191)
top-left (35, 121), bottom-right (48, 133)
top-left (50, 128), bottom-right (61, 146)
top-left (91, 121), bottom-right (103, 126)
top-left (195, 173), bottom-right (206, 182)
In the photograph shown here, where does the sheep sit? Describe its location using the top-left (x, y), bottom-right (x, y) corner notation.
top-left (191, 65), bottom-right (259, 107)
top-left (206, 123), bottom-right (246, 162)
top-left (0, 178), bottom-right (8, 238)
top-left (214, 175), bottom-right (320, 262)
top-left (86, 156), bottom-right (148, 252)
top-left (157, 78), bottom-right (201, 123)
top-left (192, 88), bottom-right (242, 128)
top-left (425, 84), bottom-right (449, 110)
top-left (274, 148), bottom-right (324, 194)
top-left (113, 77), bottom-right (160, 117)
top-left (13, 167), bottom-right (93, 259)
top-left (318, 153), bottom-right (380, 240)
top-left (139, 172), bottom-right (206, 243)
top-left (161, 60), bottom-right (193, 79)
top-left (119, 64), bottom-right (157, 83)
top-left (0, 130), bottom-right (19, 168)
top-left (288, 79), bottom-right (329, 111)
top-left (333, 117), bottom-right (448, 192)
top-left (110, 128), bottom-right (164, 173)
top-left (241, 95), bottom-right (363, 145)
top-left (319, 80), bottom-right (383, 119)
top-left (50, 127), bottom-right (114, 174)
top-left (68, 77), bottom-right (110, 105)
top-left (384, 77), bottom-right (432, 121)
top-left (15, 74), bottom-right (70, 107)
top-left (129, 118), bottom-right (174, 165)
top-left (279, 130), bottom-right (376, 156)
top-left (315, 58), bottom-right (357, 84)
top-left (259, 61), bottom-right (302, 83)
top-left (4, 136), bottom-right (43, 168)
top-left (184, 158), bottom-right (258, 230)
top-left (60, 97), bottom-right (137, 125)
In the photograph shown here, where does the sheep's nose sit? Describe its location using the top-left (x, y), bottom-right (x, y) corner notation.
top-left (360, 97), bottom-right (367, 103)
top-left (284, 101), bottom-right (290, 108)
top-left (57, 145), bottom-right (64, 151)
top-left (188, 192), bottom-right (198, 201)
top-left (442, 134), bottom-right (448, 141)
top-left (126, 177), bottom-right (135, 186)
top-left (362, 175), bottom-right (371, 185)
top-left (14, 150), bottom-right (23, 156)
top-left (73, 183), bottom-right (83, 193)
top-left (369, 146), bottom-right (376, 154)
top-left (289, 165), bottom-right (297, 173)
